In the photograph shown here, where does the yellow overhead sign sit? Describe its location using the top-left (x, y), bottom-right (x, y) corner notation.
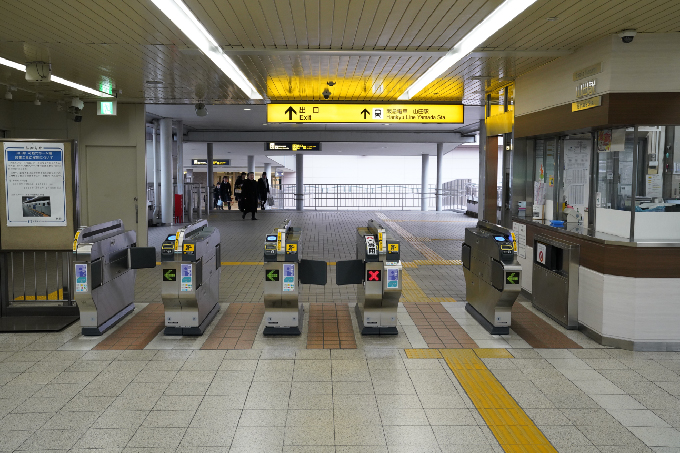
top-left (267, 104), bottom-right (463, 124)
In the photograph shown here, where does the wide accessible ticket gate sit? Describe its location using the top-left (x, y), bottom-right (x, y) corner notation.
top-left (337, 220), bottom-right (402, 335)
top-left (73, 220), bottom-right (156, 335)
top-left (263, 219), bottom-right (327, 336)
top-left (161, 219), bottom-right (221, 335)
top-left (462, 220), bottom-right (521, 335)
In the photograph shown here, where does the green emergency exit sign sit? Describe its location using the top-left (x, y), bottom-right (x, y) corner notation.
top-left (97, 100), bottom-right (117, 116)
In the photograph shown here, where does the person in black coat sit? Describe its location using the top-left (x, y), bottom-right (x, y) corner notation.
top-left (219, 176), bottom-right (232, 210)
top-left (234, 174), bottom-right (242, 212)
top-left (257, 172), bottom-right (270, 210)
top-left (241, 172), bottom-right (259, 220)
top-left (213, 183), bottom-right (221, 210)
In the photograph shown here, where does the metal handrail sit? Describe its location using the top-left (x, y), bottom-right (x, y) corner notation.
top-left (267, 183), bottom-right (476, 211)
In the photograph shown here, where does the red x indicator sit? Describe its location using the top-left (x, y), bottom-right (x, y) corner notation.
top-left (367, 270), bottom-right (381, 281)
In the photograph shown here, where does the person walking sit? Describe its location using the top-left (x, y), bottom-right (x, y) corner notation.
top-left (234, 173), bottom-right (245, 213)
top-left (219, 176), bottom-right (232, 210)
top-left (213, 182), bottom-right (221, 210)
top-left (257, 172), bottom-right (270, 210)
top-left (242, 171), bottom-right (259, 220)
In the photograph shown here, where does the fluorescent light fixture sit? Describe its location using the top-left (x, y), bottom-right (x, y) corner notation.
top-left (0, 56), bottom-right (24, 71)
top-left (0, 57), bottom-right (113, 97)
top-left (398, 0), bottom-right (538, 100)
top-left (52, 76), bottom-right (113, 98)
top-left (150, 0), bottom-right (263, 100)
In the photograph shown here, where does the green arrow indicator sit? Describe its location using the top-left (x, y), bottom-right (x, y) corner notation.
top-left (163, 269), bottom-right (176, 281)
top-left (506, 272), bottom-right (519, 284)
top-left (266, 269), bottom-right (279, 281)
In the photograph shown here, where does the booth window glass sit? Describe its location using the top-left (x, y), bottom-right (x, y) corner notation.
top-left (596, 129), bottom-right (634, 211)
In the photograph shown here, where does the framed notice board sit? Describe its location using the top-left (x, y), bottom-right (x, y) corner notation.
top-left (0, 139), bottom-right (79, 250)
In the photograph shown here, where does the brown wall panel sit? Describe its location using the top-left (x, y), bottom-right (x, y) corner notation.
top-left (515, 94), bottom-right (610, 138)
top-left (516, 92), bottom-right (680, 139)
top-left (608, 93), bottom-right (680, 126)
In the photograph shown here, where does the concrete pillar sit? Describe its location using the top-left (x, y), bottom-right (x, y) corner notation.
top-left (421, 154), bottom-right (429, 211)
top-left (247, 155), bottom-right (255, 174)
top-left (175, 120), bottom-right (184, 195)
top-left (478, 120), bottom-right (499, 223)
top-left (296, 154), bottom-right (304, 211)
top-left (436, 143), bottom-right (443, 212)
top-left (151, 121), bottom-right (160, 222)
top-left (159, 118), bottom-right (173, 225)
top-left (263, 162), bottom-right (271, 184)
top-left (207, 143), bottom-right (213, 213)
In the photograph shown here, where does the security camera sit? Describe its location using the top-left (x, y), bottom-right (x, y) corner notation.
top-left (195, 103), bottom-right (208, 117)
top-left (618, 29), bottom-right (636, 43)
top-left (322, 88), bottom-right (331, 100)
top-left (71, 97), bottom-right (84, 110)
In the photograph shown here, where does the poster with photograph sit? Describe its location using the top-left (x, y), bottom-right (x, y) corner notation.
top-left (4, 142), bottom-right (67, 227)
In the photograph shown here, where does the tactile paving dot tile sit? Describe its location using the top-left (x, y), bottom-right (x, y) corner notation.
top-left (474, 348), bottom-right (514, 359)
top-left (404, 348), bottom-right (443, 359)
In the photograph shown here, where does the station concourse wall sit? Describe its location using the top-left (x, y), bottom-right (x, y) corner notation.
top-left (0, 99), bottom-right (148, 247)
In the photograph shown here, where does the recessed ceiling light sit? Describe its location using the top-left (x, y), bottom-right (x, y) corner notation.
top-left (244, 108), bottom-right (251, 110)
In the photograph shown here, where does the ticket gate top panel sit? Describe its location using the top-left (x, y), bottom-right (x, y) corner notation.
top-left (265, 219), bottom-right (301, 262)
top-left (74, 219), bottom-right (134, 260)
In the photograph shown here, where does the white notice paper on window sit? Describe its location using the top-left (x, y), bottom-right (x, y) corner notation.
top-left (646, 174), bottom-right (663, 199)
top-left (4, 142), bottom-right (67, 227)
top-left (563, 140), bottom-right (591, 210)
top-left (512, 222), bottom-right (527, 259)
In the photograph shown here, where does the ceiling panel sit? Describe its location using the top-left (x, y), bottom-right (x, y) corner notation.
top-left (0, 0), bottom-right (678, 105)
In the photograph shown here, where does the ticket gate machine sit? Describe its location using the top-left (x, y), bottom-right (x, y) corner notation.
top-left (161, 219), bottom-right (221, 335)
top-left (336, 220), bottom-right (402, 335)
top-left (73, 220), bottom-right (156, 335)
top-left (462, 220), bottom-right (521, 335)
top-left (263, 220), bottom-right (327, 336)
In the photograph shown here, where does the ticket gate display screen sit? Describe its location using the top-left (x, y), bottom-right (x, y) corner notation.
top-left (367, 270), bottom-right (381, 281)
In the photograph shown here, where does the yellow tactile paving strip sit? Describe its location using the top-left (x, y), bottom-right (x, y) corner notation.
top-left (400, 271), bottom-right (457, 304)
top-left (439, 349), bottom-right (557, 452)
top-left (405, 348), bottom-right (443, 359)
top-left (375, 212), bottom-right (448, 262)
top-left (474, 348), bottom-right (514, 359)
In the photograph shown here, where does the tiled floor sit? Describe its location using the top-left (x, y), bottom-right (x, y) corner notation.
top-left (1, 210), bottom-right (679, 452)
top-left (307, 303), bottom-right (357, 349)
top-left (93, 303), bottom-right (165, 350)
top-left (403, 302), bottom-right (478, 349)
top-left (202, 303), bottom-right (264, 350)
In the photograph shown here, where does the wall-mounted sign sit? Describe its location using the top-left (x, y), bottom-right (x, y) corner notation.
top-left (4, 142), bottom-right (67, 227)
top-left (191, 159), bottom-right (230, 166)
top-left (573, 62), bottom-right (602, 81)
top-left (576, 79), bottom-right (597, 99)
top-left (97, 100), bottom-right (117, 115)
top-left (266, 142), bottom-right (321, 151)
top-left (267, 104), bottom-right (464, 123)
top-left (572, 96), bottom-right (602, 112)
